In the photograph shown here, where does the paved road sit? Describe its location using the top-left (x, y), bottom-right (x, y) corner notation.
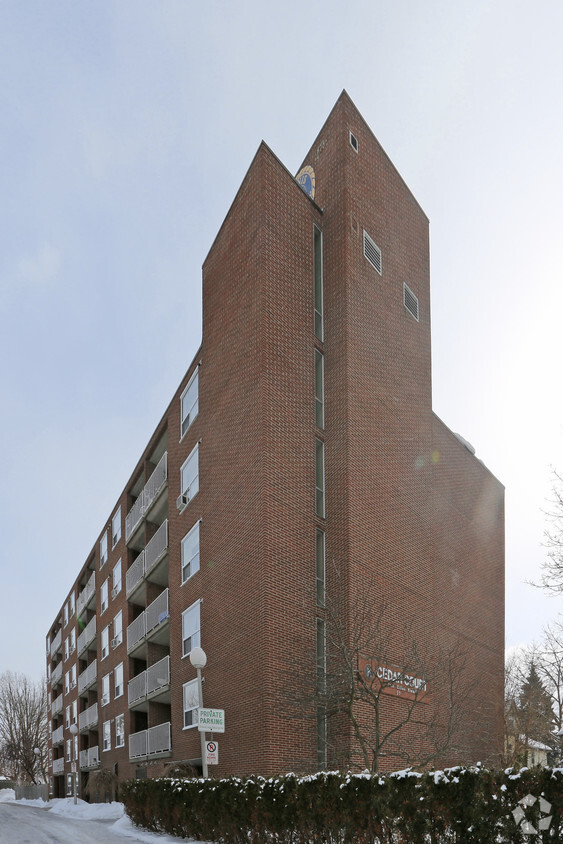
top-left (0, 802), bottom-right (155, 843)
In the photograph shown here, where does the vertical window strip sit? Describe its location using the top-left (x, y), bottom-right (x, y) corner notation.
top-left (314, 226), bottom-right (323, 340)
top-left (315, 349), bottom-right (324, 429)
top-left (315, 438), bottom-right (325, 518)
top-left (316, 529), bottom-right (326, 607)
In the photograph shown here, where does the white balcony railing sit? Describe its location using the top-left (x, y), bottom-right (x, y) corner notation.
top-left (78, 702), bottom-right (98, 732)
top-left (126, 551), bottom-right (145, 597)
top-left (145, 520), bottom-right (168, 577)
top-left (77, 616), bottom-right (96, 656)
top-left (127, 613), bottom-right (146, 652)
top-left (76, 571), bottom-right (96, 618)
top-left (147, 655), bottom-right (170, 696)
top-left (128, 671), bottom-right (147, 706)
top-left (52, 694), bottom-right (63, 717)
top-left (125, 452), bottom-right (168, 543)
top-left (145, 588), bottom-right (169, 637)
top-left (52, 757), bottom-right (65, 775)
top-left (79, 746), bottom-right (100, 770)
top-left (78, 659), bottom-right (97, 695)
top-left (52, 725), bottom-right (64, 745)
top-left (129, 722), bottom-right (171, 759)
top-left (50, 630), bottom-right (62, 658)
top-left (51, 662), bottom-right (63, 686)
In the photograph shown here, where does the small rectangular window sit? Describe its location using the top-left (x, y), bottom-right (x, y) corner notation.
top-left (314, 226), bottom-right (323, 341)
top-left (183, 678), bottom-right (199, 728)
top-left (349, 131), bottom-right (358, 152)
top-left (316, 529), bottom-right (326, 607)
top-left (103, 720), bottom-right (111, 752)
top-left (315, 349), bottom-right (324, 429)
top-left (113, 611), bottom-right (123, 648)
top-left (180, 443), bottom-right (199, 504)
top-left (315, 438), bottom-right (325, 518)
top-left (363, 230), bottom-right (382, 275)
top-left (181, 369), bottom-right (199, 439)
top-left (100, 579), bottom-right (109, 614)
top-left (102, 673), bottom-right (110, 707)
top-left (114, 662), bottom-right (123, 699)
top-left (115, 713), bottom-right (125, 748)
top-left (100, 532), bottom-right (108, 568)
top-left (112, 559), bottom-right (122, 597)
top-left (112, 507), bottom-right (122, 548)
top-left (181, 521), bottom-right (201, 584)
top-left (101, 626), bottom-right (109, 660)
top-left (182, 600), bottom-right (201, 658)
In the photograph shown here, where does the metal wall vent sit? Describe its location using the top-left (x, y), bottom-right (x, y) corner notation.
top-left (403, 283), bottom-right (419, 321)
top-left (363, 230), bottom-right (382, 275)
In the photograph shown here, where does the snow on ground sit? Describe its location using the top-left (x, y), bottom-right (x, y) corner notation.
top-left (0, 791), bottom-right (206, 843)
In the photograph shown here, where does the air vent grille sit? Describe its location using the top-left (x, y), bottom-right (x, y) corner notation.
top-left (363, 231), bottom-right (382, 275)
top-left (403, 283), bottom-right (419, 321)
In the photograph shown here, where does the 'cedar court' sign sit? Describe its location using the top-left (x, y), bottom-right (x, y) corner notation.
top-left (358, 657), bottom-right (429, 702)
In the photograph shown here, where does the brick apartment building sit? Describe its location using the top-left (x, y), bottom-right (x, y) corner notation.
top-left (46, 91), bottom-right (504, 797)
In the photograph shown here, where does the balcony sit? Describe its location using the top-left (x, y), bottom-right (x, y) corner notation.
top-left (129, 722), bottom-right (171, 760)
top-left (79, 746), bottom-right (100, 770)
top-left (125, 452), bottom-right (168, 544)
top-left (51, 662), bottom-right (63, 687)
top-left (50, 630), bottom-right (62, 659)
top-left (52, 725), bottom-right (64, 746)
top-left (52, 757), bottom-right (65, 775)
top-left (77, 616), bottom-right (97, 656)
top-left (78, 659), bottom-right (97, 695)
top-left (128, 655), bottom-right (170, 709)
top-left (126, 520), bottom-right (169, 604)
top-left (79, 702), bottom-right (98, 733)
top-left (126, 589), bottom-right (169, 655)
top-left (52, 694), bottom-right (63, 717)
top-left (76, 571), bottom-right (96, 619)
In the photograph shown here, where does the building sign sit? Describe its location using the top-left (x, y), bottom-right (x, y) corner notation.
top-left (296, 165), bottom-right (316, 199)
top-left (198, 707), bottom-right (225, 733)
top-left (358, 657), bottom-right (428, 702)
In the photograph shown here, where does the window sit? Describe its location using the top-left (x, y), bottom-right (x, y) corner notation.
top-left (183, 679), bottom-right (199, 728)
top-left (182, 600), bottom-right (201, 658)
top-left (114, 662), bottom-right (123, 699)
top-left (181, 521), bottom-right (200, 584)
top-left (314, 226), bottom-right (323, 340)
top-left (315, 349), bottom-right (324, 429)
top-left (112, 506), bottom-right (121, 548)
top-left (180, 443), bottom-right (199, 505)
top-left (63, 602), bottom-right (69, 627)
top-left (113, 611), bottom-right (123, 648)
top-left (103, 720), bottom-right (111, 751)
top-left (73, 735), bottom-right (78, 761)
top-left (69, 591), bottom-right (75, 616)
top-left (112, 559), bottom-right (122, 598)
top-left (69, 628), bottom-right (76, 654)
top-left (64, 671), bottom-right (70, 695)
top-left (66, 739), bottom-right (72, 762)
top-left (101, 626), bottom-right (109, 660)
top-left (349, 130), bottom-right (358, 152)
top-left (102, 673), bottom-right (110, 707)
top-left (64, 637), bottom-right (69, 661)
top-left (72, 700), bottom-right (77, 724)
top-left (65, 705), bottom-right (70, 728)
top-left (115, 713), bottom-right (125, 748)
top-left (70, 665), bottom-right (76, 689)
top-left (315, 438), bottom-right (325, 518)
top-left (316, 618), bottom-right (326, 692)
top-left (66, 774), bottom-right (73, 796)
top-left (363, 230), bottom-right (382, 275)
top-left (316, 529), bottom-right (326, 607)
top-left (100, 579), bottom-right (108, 614)
top-left (181, 368), bottom-right (199, 438)
top-left (100, 531), bottom-right (108, 568)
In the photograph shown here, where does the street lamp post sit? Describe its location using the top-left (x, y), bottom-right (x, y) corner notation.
top-left (69, 723), bottom-right (78, 804)
top-left (189, 646), bottom-right (208, 779)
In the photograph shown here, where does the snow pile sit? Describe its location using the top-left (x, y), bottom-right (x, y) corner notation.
top-left (0, 789), bottom-right (15, 803)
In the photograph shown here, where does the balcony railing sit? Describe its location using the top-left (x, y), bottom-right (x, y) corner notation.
top-left (52, 757), bottom-right (65, 775)
top-left (79, 746), bottom-right (100, 770)
top-left (128, 655), bottom-right (170, 707)
top-left (50, 630), bottom-right (62, 659)
top-left (52, 694), bottom-right (63, 717)
top-left (78, 659), bottom-right (97, 695)
top-left (125, 452), bottom-right (168, 543)
top-left (52, 725), bottom-right (64, 745)
top-left (126, 551), bottom-right (145, 597)
top-left (77, 616), bottom-right (96, 656)
top-left (127, 589), bottom-right (169, 653)
top-left (145, 520), bottom-right (168, 577)
top-left (51, 662), bottom-right (63, 686)
top-left (76, 571), bottom-right (96, 618)
top-left (78, 702), bottom-right (98, 732)
top-left (129, 722), bottom-right (171, 759)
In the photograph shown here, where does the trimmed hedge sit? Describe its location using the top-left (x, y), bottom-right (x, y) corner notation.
top-left (121, 765), bottom-right (563, 843)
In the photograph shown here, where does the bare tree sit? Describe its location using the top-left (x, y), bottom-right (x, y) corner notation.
top-left (0, 672), bottom-right (48, 783)
top-left (539, 469), bottom-right (563, 594)
top-left (535, 625), bottom-right (563, 762)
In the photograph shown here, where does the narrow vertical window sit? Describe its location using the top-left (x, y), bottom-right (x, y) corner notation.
top-left (316, 529), bottom-right (326, 607)
top-left (314, 226), bottom-right (323, 341)
top-left (315, 349), bottom-right (324, 429)
top-left (316, 617), bottom-right (327, 767)
top-left (181, 368), bottom-right (199, 438)
top-left (181, 521), bottom-right (201, 584)
top-left (315, 438), bottom-right (325, 518)
top-left (316, 618), bottom-right (326, 691)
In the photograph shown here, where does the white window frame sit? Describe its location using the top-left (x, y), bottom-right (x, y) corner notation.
top-left (72, 700), bottom-right (77, 724)
top-left (65, 705), bottom-right (71, 728)
top-left (102, 673), bottom-right (110, 707)
top-left (63, 602), bottom-right (69, 627)
top-left (101, 626), bottom-right (110, 661)
top-left (183, 678), bottom-right (199, 729)
top-left (112, 506), bottom-right (122, 548)
top-left (180, 368), bottom-right (199, 440)
top-left (181, 521), bottom-right (201, 584)
top-left (69, 591), bottom-right (75, 616)
top-left (112, 559), bottom-right (122, 598)
top-left (179, 442), bottom-right (199, 508)
top-left (70, 664), bottom-right (76, 689)
top-left (64, 671), bottom-right (70, 695)
top-left (69, 628), bottom-right (76, 654)
top-left (66, 739), bottom-right (72, 762)
top-left (64, 636), bottom-right (69, 661)
top-left (181, 600), bottom-right (201, 658)
top-left (113, 611), bottom-right (123, 648)
top-left (102, 719), bottom-right (111, 752)
top-left (100, 531), bottom-right (108, 567)
top-left (115, 713), bottom-right (125, 748)
top-left (114, 662), bottom-right (123, 699)
top-left (100, 579), bottom-right (109, 614)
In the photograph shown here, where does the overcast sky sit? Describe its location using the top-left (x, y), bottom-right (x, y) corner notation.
top-left (1, 0), bottom-right (562, 682)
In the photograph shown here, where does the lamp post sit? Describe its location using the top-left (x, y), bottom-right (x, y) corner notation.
top-left (69, 723), bottom-right (78, 804)
top-left (189, 646), bottom-right (208, 779)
